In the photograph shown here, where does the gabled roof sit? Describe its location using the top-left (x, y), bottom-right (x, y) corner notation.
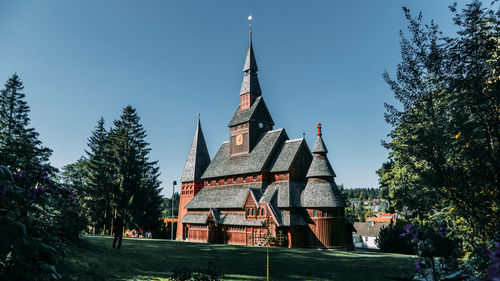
top-left (228, 96), bottom-right (274, 127)
top-left (201, 129), bottom-right (286, 179)
top-left (181, 119), bottom-right (211, 183)
top-left (268, 139), bottom-right (305, 173)
top-left (300, 180), bottom-right (345, 208)
top-left (184, 183), bottom-right (263, 209)
top-left (353, 222), bottom-right (390, 237)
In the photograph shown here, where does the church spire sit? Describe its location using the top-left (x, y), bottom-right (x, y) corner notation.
top-left (240, 15), bottom-right (262, 96)
top-left (181, 117), bottom-right (211, 183)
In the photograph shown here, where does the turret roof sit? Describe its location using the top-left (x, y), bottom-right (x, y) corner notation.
top-left (181, 119), bottom-right (211, 183)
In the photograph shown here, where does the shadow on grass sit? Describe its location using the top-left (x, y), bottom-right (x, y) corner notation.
top-left (59, 236), bottom-right (413, 281)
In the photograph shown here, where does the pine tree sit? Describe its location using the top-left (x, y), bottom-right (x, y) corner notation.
top-left (109, 106), bottom-right (163, 233)
top-left (84, 118), bottom-right (115, 234)
top-left (0, 74), bottom-right (54, 184)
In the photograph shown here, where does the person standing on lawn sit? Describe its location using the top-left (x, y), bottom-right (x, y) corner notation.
top-left (112, 213), bottom-right (124, 249)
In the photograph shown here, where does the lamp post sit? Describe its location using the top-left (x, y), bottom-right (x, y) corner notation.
top-left (171, 180), bottom-right (177, 240)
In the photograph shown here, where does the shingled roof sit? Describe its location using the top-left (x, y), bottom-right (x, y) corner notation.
top-left (353, 222), bottom-right (390, 237)
top-left (243, 35), bottom-right (258, 72)
top-left (268, 139), bottom-right (304, 173)
top-left (240, 32), bottom-right (261, 96)
top-left (184, 183), bottom-right (263, 209)
top-left (301, 130), bottom-right (344, 208)
top-left (180, 212), bottom-right (210, 224)
top-left (201, 129), bottom-right (286, 179)
top-left (228, 96), bottom-right (274, 127)
top-left (181, 119), bottom-right (211, 183)
top-left (306, 134), bottom-right (336, 179)
top-left (312, 135), bottom-right (328, 154)
top-left (306, 157), bottom-right (336, 178)
top-left (301, 180), bottom-right (345, 208)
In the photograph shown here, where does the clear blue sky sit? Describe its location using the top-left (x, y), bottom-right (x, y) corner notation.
top-left (0, 1), bottom-right (462, 196)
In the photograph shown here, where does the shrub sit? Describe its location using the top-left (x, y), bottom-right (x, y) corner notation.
top-left (376, 219), bottom-right (415, 254)
top-left (0, 165), bottom-right (84, 280)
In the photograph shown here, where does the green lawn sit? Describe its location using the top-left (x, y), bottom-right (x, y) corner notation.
top-left (59, 235), bottom-right (413, 281)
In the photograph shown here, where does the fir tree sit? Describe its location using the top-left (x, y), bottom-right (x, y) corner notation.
top-left (0, 74), bottom-right (54, 184)
top-left (109, 106), bottom-right (163, 233)
top-left (84, 118), bottom-right (115, 234)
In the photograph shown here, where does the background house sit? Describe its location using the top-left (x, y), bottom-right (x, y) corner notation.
top-left (352, 221), bottom-right (389, 249)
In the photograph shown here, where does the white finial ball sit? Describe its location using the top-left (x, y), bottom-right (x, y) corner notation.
top-left (248, 15), bottom-right (253, 21)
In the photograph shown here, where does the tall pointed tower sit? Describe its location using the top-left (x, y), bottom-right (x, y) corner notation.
top-left (301, 124), bottom-right (348, 248)
top-left (176, 118), bottom-right (211, 240)
top-left (228, 24), bottom-right (274, 156)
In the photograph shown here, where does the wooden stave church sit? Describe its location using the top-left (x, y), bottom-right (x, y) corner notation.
top-left (176, 29), bottom-right (353, 249)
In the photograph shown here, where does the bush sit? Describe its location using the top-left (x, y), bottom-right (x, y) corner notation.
top-left (0, 165), bottom-right (84, 280)
top-left (376, 219), bottom-right (415, 254)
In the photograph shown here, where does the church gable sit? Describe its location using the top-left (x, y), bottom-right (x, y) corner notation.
top-left (201, 129), bottom-right (286, 179)
top-left (242, 190), bottom-right (259, 209)
top-left (228, 97), bottom-right (274, 128)
top-left (289, 141), bottom-right (313, 180)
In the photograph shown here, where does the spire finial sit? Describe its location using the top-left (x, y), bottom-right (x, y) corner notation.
top-left (317, 123), bottom-right (322, 136)
top-left (248, 15), bottom-right (253, 35)
top-left (197, 113), bottom-right (200, 120)
top-left (302, 132), bottom-right (306, 139)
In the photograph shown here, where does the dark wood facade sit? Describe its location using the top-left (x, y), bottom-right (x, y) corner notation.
top-left (177, 29), bottom-right (353, 250)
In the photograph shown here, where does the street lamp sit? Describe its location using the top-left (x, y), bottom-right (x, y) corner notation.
top-left (172, 180), bottom-right (177, 240)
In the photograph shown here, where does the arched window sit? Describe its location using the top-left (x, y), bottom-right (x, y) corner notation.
top-left (247, 209), bottom-right (251, 216)
top-left (251, 208), bottom-right (255, 216)
top-left (233, 177), bottom-right (237, 183)
top-left (243, 176), bottom-right (247, 182)
top-left (253, 175), bottom-right (257, 181)
top-left (313, 210), bottom-right (318, 217)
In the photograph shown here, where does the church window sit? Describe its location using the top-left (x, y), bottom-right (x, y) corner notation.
top-left (313, 210), bottom-right (318, 217)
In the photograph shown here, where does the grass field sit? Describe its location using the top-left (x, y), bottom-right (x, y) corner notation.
top-left (59, 235), bottom-right (413, 281)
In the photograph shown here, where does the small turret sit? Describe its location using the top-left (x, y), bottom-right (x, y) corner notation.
top-left (301, 124), bottom-right (348, 249)
top-left (301, 124), bottom-right (343, 208)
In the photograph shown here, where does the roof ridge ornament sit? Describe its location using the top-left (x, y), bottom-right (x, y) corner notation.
top-left (317, 123), bottom-right (322, 136)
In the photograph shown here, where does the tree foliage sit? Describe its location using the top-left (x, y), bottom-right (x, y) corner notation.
top-left (379, 0), bottom-right (499, 274)
top-left (64, 107), bottom-right (165, 236)
top-left (0, 74), bottom-right (83, 280)
top-left (0, 74), bottom-right (55, 186)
